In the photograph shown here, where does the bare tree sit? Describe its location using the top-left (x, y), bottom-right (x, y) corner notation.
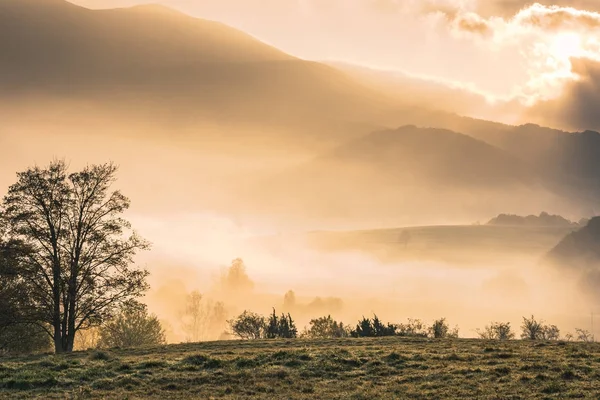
top-left (477, 322), bottom-right (515, 340)
top-left (1, 161), bottom-right (150, 353)
top-left (575, 328), bottom-right (593, 342)
top-left (180, 291), bottom-right (227, 342)
top-left (520, 316), bottom-right (560, 340)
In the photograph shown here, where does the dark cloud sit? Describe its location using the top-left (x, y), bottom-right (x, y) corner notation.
top-left (454, 12), bottom-right (493, 35)
top-left (515, 3), bottom-right (600, 31)
top-left (527, 57), bottom-right (600, 131)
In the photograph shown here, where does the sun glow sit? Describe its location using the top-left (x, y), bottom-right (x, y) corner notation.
top-left (550, 32), bottom-right (584, 61)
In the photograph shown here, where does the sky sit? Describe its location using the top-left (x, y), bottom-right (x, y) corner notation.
top-left (69, 0), bottom-right (600, 129)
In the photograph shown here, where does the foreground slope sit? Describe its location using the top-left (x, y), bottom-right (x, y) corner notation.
top-left (1, 338), bottom-right (599, 399)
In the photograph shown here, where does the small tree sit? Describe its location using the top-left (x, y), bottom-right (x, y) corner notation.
top-left (351, 315), bottom-right (396, 337)
top-left (544, 325), bottom-right (561, 341)
top-left (430, 318), bottom-right (458, 338)
top-left (477, 322), bottom-right (515, 340)
top-left (278, 313), bottom-right (298, 338)
top-left (352, 316), bottom-right (375, 337)
top-left (180, 291), bottom-right (227, 342)
top-left (265, 309), bottom-right (297, 339)
top-left (575, 328), bottom-right (593, 342)
top-left (228, 311), bottom-right (265, 340)
top-left (372, 314), bottom-right (396, 336)
top-left (521, 315), bottom-right (545, 340)
top-left (397, 318), bottom-right (428, 337)
top-left (520, 316), bottom-right (559, 340)
top-left (564, 333), bottom-right (574, 342)
top-left (305, 315), bottom-right (349, 338)
top-left (265, 309), bottom-right (279, 339)
top-left (98, 303), bottom-right (165, 348)
top-left (182, 291), bottom-right (204, 342)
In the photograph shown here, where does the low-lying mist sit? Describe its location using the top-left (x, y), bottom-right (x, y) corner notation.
top-left (2, 100), bottom-right (597, 344)
top-left (134, 212), bottom-right (598, 342)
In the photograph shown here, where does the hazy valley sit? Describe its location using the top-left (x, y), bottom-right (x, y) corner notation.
top-left (2, 0), bottom-right (600, 397)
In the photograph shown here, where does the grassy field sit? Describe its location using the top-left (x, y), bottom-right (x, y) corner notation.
top-left (1, 337), bottom-right (600, 399)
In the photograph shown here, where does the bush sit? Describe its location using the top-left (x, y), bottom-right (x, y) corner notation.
top-left (351, 315), bottom-right (396, 337)
top-left (98, 303), bottom-right (166, 348)
top-left (396, 319), bottom-right (428, 337)
top-left (520, 316), bottom-right (560, 341)
top-left (429, 318), bottom-right (459, 339)
top-left (477, 322), bottom-right (515, 340)
top-left (352, 316), bottom-right (375, 337)
top-left (0, 324), bottom-right (51, 355)
top-left (228, 311), bottom-right (266, 340)
top-left (305, 316), bottom-right (350, 338)
top-left (373, 315), bottom-right (396, 336)
top-left (575, 329), bottom-right (593, 342)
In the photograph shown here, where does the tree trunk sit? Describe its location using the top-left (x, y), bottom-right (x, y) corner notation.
top-left (52, 287), bottom-right (64, 353)
top-left (53, 326), bottom-right (64, 353)
top-left (66, 335), bottom-right (75, 352)
top-left (66, 307), bottom-right (76, 352)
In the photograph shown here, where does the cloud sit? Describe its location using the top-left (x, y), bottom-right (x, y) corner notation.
top-left (526, 57), bottom-right (600, 131)
top-left (480, 1), bottom-right (600, 17)
top-left (513, 3), bottom-right (600, 32)
top-left (453, 12), bottom-right (493, 35)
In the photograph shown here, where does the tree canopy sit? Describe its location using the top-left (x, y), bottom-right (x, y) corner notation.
top-left (0, 161), bottom-right (150, 353)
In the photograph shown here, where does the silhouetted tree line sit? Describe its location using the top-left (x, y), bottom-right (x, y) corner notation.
top-left (228, 309), bottom-right (298, 340)
top-left (350, 315), bottom-right (458, 339)
top-left (228, 311), bottom-right (596, 343)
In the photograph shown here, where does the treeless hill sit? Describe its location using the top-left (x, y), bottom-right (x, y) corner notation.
top-left (0, 0), bottom-right (410, 136)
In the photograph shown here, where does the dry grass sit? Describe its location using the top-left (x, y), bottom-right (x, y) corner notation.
top-left (1, 337), bottom-right (599, 399)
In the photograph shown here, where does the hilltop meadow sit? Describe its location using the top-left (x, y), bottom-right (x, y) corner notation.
top-left (1, 337), bottom-right (600, 399)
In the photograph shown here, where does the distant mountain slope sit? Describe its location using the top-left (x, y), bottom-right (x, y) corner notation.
top-left (0, 0), bottom-right (409, 136)
top-left (319, 126), bottom-right (539, 188)
top-left (544, 217), bottom-right (600, 268)
top-left (0, 0), bottom-right (291, 81)
top-left (235, 126), bottom-right (566, 227)
top-left (543, 217), bottom-right (600, 299)
top-left (335, 62), bottom-right (600, 203)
